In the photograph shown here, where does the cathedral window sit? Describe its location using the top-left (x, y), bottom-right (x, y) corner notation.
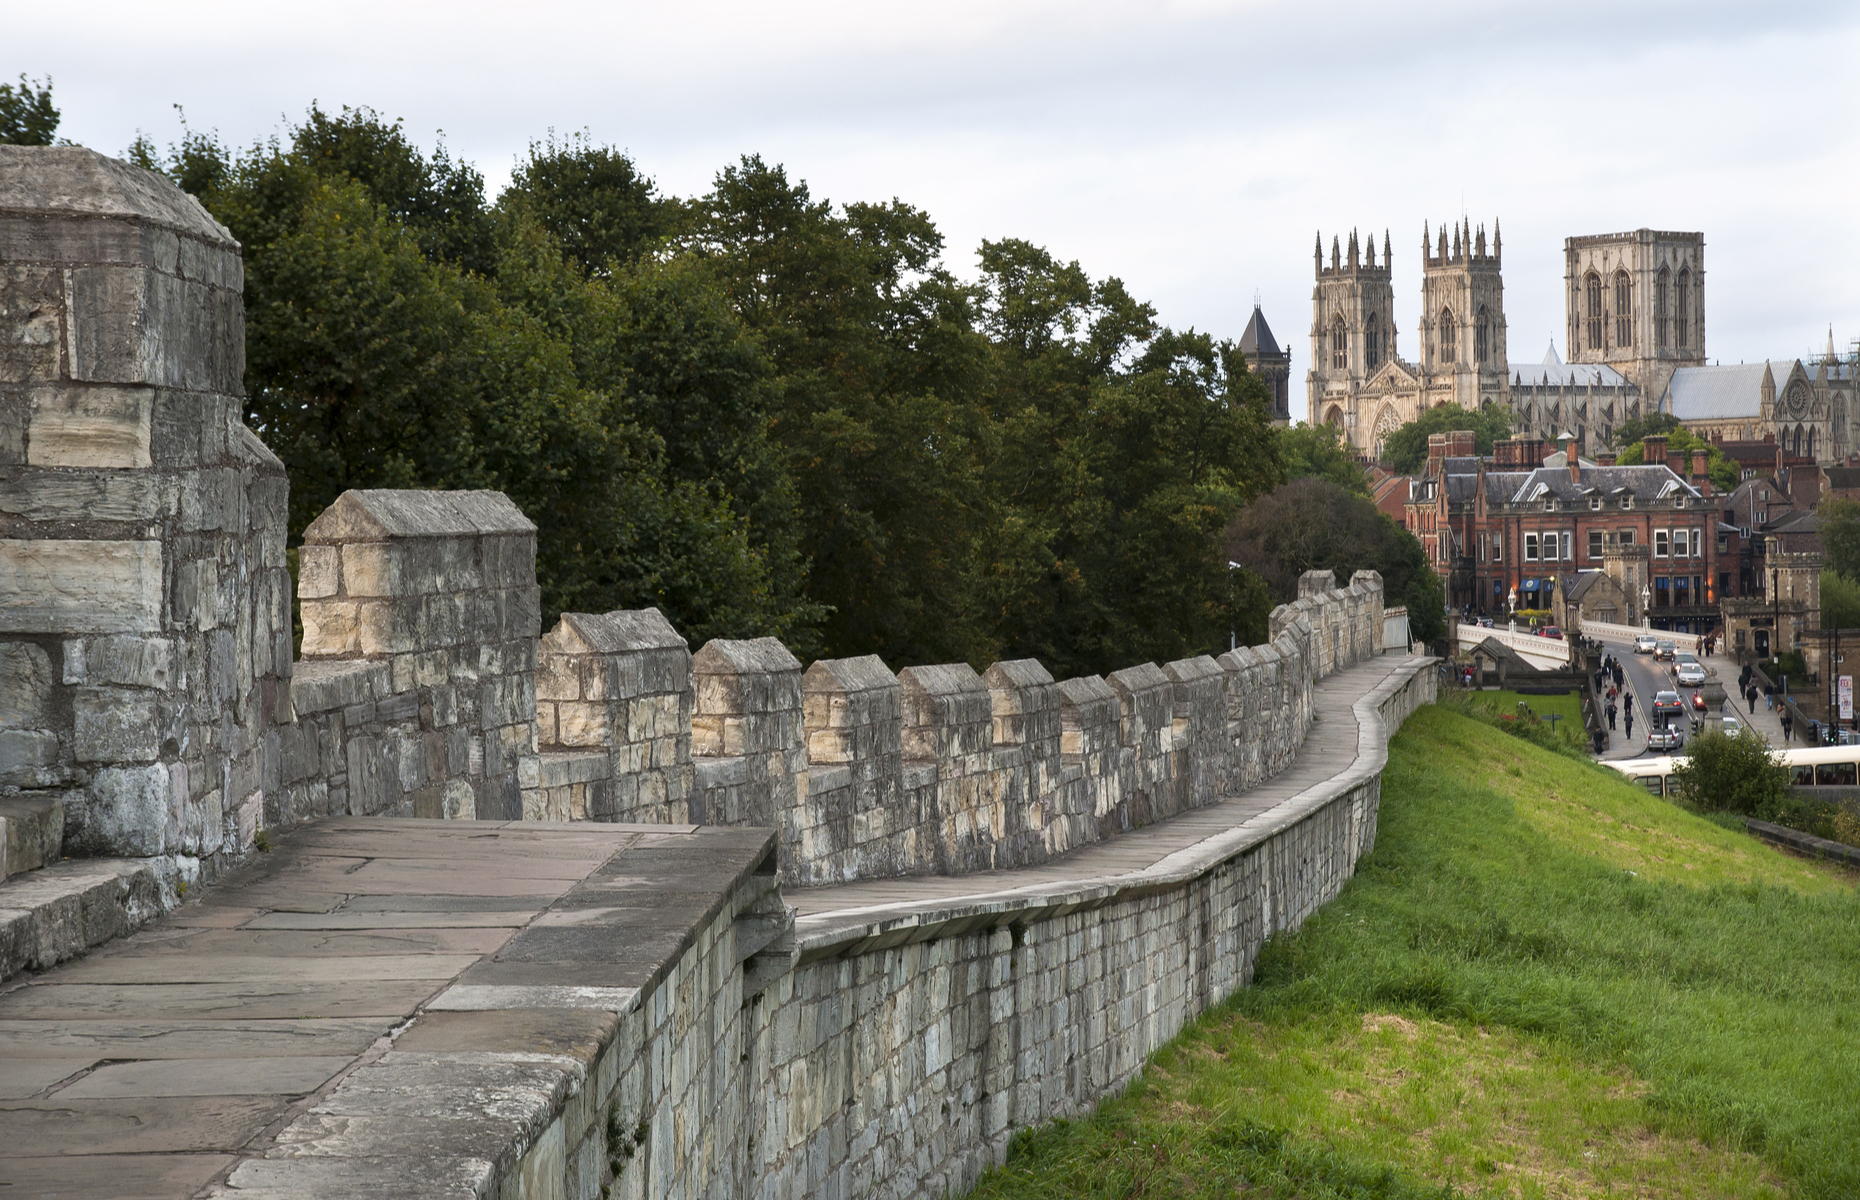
top-left (1614, 271), bottom-right (1633, 347)
top-left (1475, 306), bottom-right (1491, 364)
top-left (1365, 314), bottom-right (1381, 370)
top-left (1585, 272), bottom-right (1604, 350)
top-left (1676, 269), bottom-right (1691, 349)
top-left (1655, 267), bottom-right (1670, 348)
top-left (1440, 308), bottom-right (1456, 364)
top-left (1330, 316), bottom-right (1347, 369)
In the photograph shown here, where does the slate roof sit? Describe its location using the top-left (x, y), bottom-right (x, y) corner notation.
top-left (1508, 342), bottom-right (1634, 389)
top-left (1238, 305), bottom-right (1282, 357)
top-left (1828, 466), bottom-right (1860, 490)
top-left (1563, 571), bottom-right (1608, 602)
top-left (1437, 461), bottom-right (1701, 507)
top-left (1665, 361), bottom-right (1801, 420)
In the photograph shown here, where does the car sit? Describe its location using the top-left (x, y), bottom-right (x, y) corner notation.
top-left (1647, 725), bottom-right (1685, 752)
top-left (1654, 640), bottom-right (1677, 661)
top-left (1542, 626), bottom-right (1563, 639)
top-left (1634, 634), bottom-right (1658, 654)
top-left (1651, 690), bottom-right (1686, 724)
top-left (1676, 660), bottom-right (1707, 686)
top-left (1722, 716), bottom-right (1743, 736)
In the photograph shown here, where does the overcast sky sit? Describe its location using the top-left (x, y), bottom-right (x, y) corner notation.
top-left (18, 0), bottom-right (1860, 405)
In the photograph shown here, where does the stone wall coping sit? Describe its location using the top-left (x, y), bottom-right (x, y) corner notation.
top-left (694, 636), bottom-right (803, 676)
top-left (303, 488), bottom-right (536, 543)
top-left (788, 655), bottom-right (1433, 961)
top-left (0, 146), bottom-right (235, 246)
top-left (803, 654), bottom-right (898, 695)
top-left (550, 608), bottom-right (686, 654)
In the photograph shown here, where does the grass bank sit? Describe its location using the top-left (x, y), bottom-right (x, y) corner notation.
top-left (970, 704), bottom-right (1860, 1199)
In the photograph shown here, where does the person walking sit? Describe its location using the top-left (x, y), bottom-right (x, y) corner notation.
top-left (1782, 712), bottom-right (1795, 743)
top-left (1607, 701), bottom-right (1617, 730)
top-left (1748, 684), bottom-right (1759, 714)
top-left (1624, 705), bottom-right (1634, 738)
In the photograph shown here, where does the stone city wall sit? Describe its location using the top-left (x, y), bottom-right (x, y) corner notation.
top-left (534, 653), bottom-right (1437, 1200)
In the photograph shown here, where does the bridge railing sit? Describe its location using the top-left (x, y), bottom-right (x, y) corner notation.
top-left (1457, 622), bottom-right (1573, 666)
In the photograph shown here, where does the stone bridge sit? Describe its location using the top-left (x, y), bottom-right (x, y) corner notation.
top-left (0, 146), bottom-right (1436, 1199)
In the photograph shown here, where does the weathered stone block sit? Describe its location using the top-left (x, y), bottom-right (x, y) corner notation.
top-left (301, 599), bottom-right (362, 657)
top-left (297, 544), bottom-right (340, 599)
top-left (66, 763), bottom-right (170, 856)
top-left (73, 687), bottom-right (161, 763)
top-left (0, 539), bottom-right (162, 634)
top-left (0, 641), bottom-right (53, 726)
top-left (82, 635), bottom-right (174, 690)
top-left (25, 384), bottom-right (153, 468)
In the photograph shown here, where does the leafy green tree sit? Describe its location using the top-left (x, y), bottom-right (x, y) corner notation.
top-left (1609, 411), bottom-right (1681, 448)
top-left (1278, 422), bottom-right (1367, 494)
top-left (1670, 729), bottom-right (1787, 818)
top-left (0, 75), bottom-right (59, 146)
top-left (1614, 423), bottom-right (1737, 491)
top-left (1380, 405), bottom-right (1515, 473)
top-left (1821, 571), bottom-right (1860, 631)
top-left (1223, 477), bottom-right (1444, 644)
top-left (500, 133), bottom-right (670, 276)
top-left (1820, 497), bottom-right (1860, 581)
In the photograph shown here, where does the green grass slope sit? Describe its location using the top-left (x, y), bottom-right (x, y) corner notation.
top-left (971, 703), bottom-right (1860, 1200)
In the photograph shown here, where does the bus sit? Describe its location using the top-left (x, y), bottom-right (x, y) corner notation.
top-left (1604, 745), bottom-right (1860, 797)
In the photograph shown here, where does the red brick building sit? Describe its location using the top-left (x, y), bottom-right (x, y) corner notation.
top-left (1407, 432), bottom-right (1720, 632)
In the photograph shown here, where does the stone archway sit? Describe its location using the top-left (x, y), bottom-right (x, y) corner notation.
top-left (1372, 404), bottom-right (1402, 459)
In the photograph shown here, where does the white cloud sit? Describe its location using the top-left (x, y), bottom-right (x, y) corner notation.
top-left (16, 0), bottom-right (1860, 384)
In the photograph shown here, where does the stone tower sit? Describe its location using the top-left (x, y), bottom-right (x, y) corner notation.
top-left (1239, 302), bottom-right (1292, 426)
top-left (0, 147), bottom-right (291, 863)
top-left (1564, 228), bottom-right (1705, 403)
top-left (1418, 218), bottom-right (1509, 411)
top-left (1306, 228), bottom-right (1397, 439)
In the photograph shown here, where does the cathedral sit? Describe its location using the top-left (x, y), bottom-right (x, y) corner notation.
top-left (1301, 224), bottom-right (1715, 458)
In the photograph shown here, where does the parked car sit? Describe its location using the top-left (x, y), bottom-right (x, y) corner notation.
top-left (1647, 725), bottom-right (1685, 752)
top-left (1634, 634), bottom-right (1658, 654)
top-left (1676, 657), bottom-right (1707, 686)
top-left (1655, 640), bottom-right (1677, 661)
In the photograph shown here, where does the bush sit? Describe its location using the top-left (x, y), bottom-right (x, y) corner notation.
top-left (1669, 729), bottom-right (1788, 818)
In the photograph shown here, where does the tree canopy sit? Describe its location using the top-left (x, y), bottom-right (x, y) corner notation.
top-left (1614, 423), bottom-right (1737, 491)
top-left (1278, 422), bottom-right (1367, 495)
top-left (0, 75), bottom-right (60, 146)
top-left (1380, 404), bottom-right (1515, 473)
top-left (1223, 477), bottom-right (1444, 645)
top-left (108, 101), bottom-right (1287, 677)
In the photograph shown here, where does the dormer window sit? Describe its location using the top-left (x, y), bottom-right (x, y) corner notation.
top-left (1622, 495), bottom-right (1634, 509)
top-left (1544, 499), bottom-right (1556, 512)
top-left (1676, 496), bottom-right (1687, 508)
top-left (1589, 496), bottom-right (1602, 510)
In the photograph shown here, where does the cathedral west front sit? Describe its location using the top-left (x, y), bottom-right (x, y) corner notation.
top-left (1299, 223), bottom-right (1727, 460)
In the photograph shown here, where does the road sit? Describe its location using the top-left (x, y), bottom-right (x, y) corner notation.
top-left (1588, 634), bottom-right (1786, 760)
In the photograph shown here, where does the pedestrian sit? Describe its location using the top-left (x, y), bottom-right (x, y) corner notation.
top-left (1625, 706), bottom-right (1634, 737)
top-left (1607, 702), bottom-right (1617, 730)
top-left (1748, 684), bottom-right (1759, 714)
top-left (1782, 713), bottom-right (1794, 742)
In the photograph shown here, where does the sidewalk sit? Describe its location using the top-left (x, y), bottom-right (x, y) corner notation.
top-left (1700, 643), bottom-right (1794, 748)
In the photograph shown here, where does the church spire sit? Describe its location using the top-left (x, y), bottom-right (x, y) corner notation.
top-left (1493, 218), bottom-right (1502, 263)
top-left (1331, 235), bottom-right (1340, 271)
top-left (1384, 230), bottom-right (1392, 268)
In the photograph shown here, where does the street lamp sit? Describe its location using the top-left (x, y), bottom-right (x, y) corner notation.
top-left (1507, 585), bottom-right (1517, 631)
top-left (1227, 561), bottom-right (1243, 653)
top-left (1640, 584), bottom-right (1651, 629)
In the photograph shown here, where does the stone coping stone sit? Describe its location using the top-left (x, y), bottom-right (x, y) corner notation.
top-left (0, 145), bottom-right (235, 245)
top-left (0, 815), bottom-right (775, 1200)
top-left (785, 654), bottom-right (1434, 961)
top-left (303, 488), bottom-right (535, 543)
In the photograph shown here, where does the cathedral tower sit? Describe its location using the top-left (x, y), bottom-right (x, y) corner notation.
top-left (1564, 229), bottom-right (1705, 402)
top-left (1307, 228), bottom-right (1397, 441)
top-left (1418, 218), bottom-right (1509, 412)
top-left (1239, 302), bottom-right (1292, 426)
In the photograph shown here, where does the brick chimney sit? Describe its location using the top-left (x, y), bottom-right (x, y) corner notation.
top-left (1493, 438), bottom-right (1518, 468)
top-left (1448, 430), bottom-right (1476, 457)
top-left (1597, 451), bottom-right (1618, 467)
top-left (1643, 434), bottom-right (1667, 468)
top-left (1562, 434), bottom-right (1581, 483)
top-left (1426, 433), bottom-right (1449, 474)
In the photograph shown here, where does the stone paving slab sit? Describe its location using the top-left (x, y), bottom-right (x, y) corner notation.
top-left (0, 817), bottom-right (777, 1199)
top-left (3, 1154), bottom-right (235, 1200)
